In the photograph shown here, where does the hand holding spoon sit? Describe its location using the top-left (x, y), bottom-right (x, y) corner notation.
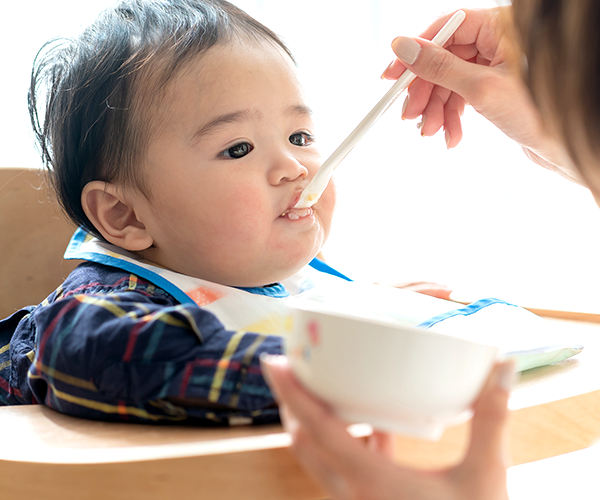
top-left (294, 10), bottom-right (467, 209)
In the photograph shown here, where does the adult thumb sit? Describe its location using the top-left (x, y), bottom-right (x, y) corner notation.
top-left (392, 36), bottom-right (485, 100)
top-left (461, 360), bottom-right (515, 476)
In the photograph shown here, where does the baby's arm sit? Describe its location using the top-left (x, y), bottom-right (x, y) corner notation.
top-left (28, 290), bottom-right (282, 425)
top-left (390, 281), bottom-right (452, 300)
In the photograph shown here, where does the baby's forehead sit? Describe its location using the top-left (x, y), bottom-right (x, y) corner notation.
top-left (138, 40), bottom-right (301, 121)
top-left (168, 39), bottom-right (296, 88)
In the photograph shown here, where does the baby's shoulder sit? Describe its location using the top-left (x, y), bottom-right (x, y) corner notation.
top-left (55, 261), bottom-right (176, 305)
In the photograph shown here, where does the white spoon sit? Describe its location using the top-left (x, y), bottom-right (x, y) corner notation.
top-left (294, 10), bottom-right (467, 209)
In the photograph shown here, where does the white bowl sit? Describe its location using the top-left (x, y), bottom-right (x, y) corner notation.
top-left (286, 302), bottom-right (501, 440)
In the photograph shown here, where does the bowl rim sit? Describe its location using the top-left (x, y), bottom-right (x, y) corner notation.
top-left (289, 299), bottom-right (501, 351)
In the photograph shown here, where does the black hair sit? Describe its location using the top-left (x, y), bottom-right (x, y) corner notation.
top-left (28, 0), bottom-right (294, 237)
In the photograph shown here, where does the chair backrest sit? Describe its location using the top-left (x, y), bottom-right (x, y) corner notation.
top-left (0, 168), bottom-right (80, 318)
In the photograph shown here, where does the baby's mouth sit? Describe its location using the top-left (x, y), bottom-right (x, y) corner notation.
top-left (279, 207), bottom-right (313, 220)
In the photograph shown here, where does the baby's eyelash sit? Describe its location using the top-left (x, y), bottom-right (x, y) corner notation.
top-left (290, 131), bottom-right (316, 147)
top-left (219, 141), bottom-right (254, 159)
top-left (300, 131), bottom-right (315, 142)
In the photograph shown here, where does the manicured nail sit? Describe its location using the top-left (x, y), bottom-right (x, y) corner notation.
top-left (445, 129), bottom-right (451, 149)
top-left (259, 354), bottom-right (284, 399)
top-left (259, 353), bottom-right (286, 367)
top-left (418, 115), bottom-right (426, 135)
top-left (381, 60), bottom-right (394, 79)
top-left (259, 353), bottom-right (284, 378)
top-left (391, 37), bottom-right (421, 65)
top-left (401, 96), bottom-right (409, 119)
top-left (496, 360), bottom-right (517, 392)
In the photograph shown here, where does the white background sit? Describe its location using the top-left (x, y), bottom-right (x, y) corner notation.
top-left (4, 0), bottom-right (600, 312)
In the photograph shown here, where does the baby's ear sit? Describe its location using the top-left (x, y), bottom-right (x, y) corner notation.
top-left (81, 181), bottom-right (153, 251)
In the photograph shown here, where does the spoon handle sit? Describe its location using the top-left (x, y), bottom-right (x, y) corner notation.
top-left (295, 10), bottom-right (467, 208)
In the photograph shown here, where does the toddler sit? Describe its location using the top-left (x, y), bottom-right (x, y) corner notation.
top-left (0, 0), bottom-right (570, 426)
top-left (1, 0), bottom-right (340, 424)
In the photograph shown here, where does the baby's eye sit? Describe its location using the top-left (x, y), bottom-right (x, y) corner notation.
top-left (289, 132), bottom-right (314, 147)
top-left (220, 142), bottom-right (254, 159)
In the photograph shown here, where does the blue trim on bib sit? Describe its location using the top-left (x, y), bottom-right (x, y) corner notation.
top-left (309, 258), bottom-right (352, 281)
top-left (236, 283), bottom-right (290, 298)
top-left (417, 298), bottom-right (518, 329)
top-left (65, 229), bottom-right (196, 306)
top-left (65, 228), bottom-right (350, 303)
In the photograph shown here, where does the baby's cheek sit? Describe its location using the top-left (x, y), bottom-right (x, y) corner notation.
top-left (319, 178), bottom-right (337, 224)
top-left (222, 186), bottom-right (266, 217)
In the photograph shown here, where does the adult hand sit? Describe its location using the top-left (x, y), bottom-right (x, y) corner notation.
top-left (261, 355), bottom-right (515, 500)
top-left (382, 8), bottom-right (580, 182)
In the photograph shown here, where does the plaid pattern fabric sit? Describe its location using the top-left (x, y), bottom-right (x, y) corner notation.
top-left (0, 262), bottom-right (282, 425)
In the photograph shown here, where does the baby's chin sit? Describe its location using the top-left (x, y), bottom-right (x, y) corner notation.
top-left (137, 242), bottom-right (321, 287)
top-left (223, 253), bottom-right (320, 288)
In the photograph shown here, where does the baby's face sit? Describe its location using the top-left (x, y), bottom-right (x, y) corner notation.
top-left (131, 41), bottom-right (335, 287)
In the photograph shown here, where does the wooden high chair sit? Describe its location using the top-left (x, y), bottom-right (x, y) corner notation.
top-left (1, 168), bottom-right (599, 499)
top-left (0, 167), bottom-right (325, 499)
top-left (0, 168), bottom-right (80, 318)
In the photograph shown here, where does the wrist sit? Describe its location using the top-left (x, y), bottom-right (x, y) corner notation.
top-left (521, 145), bottom-right (584, 185)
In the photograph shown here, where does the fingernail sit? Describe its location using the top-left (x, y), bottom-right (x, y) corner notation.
top-left (496, 360), bottom-right (517, 392)
top-left (445, 129), bottom-right (451, 149)
top-left (259, 353), bottom-right (283, 378)
top-left (391, 37), bottom-right (421, 65)
top-left (380, 60), bottom-right (394, 79)
top-left (259, 353), bottom-right (273, 378)
top-left (259, 353), bottom-right (286, 368)
top-left (259, 354), bottom-right (283, 399)
top-left (418, 115), bottom-right (427, 135)
top-left (259, 352), bottom-right (276, 364)
top-left (401, 96), bottom-right (409, 119)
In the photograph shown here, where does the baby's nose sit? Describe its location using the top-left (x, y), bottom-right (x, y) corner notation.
top-left (268, 154), bottom-right (308, 185)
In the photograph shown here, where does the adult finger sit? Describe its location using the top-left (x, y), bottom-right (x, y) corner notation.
top-left (391, 35), bottom-right (491, 105)
top-left (402, 78), bottom-right (435, 120)
top-left (452, 360), bottom-right (515, 499)
top-left (367, 430), bottom-right (396, 459)
top-left (443, 92), bottom-right (466, 148)
top-left (260, 355), bottom-right (368, 461)
top-left (280, 404), bottom-right (357, 500)
top-left (419, 8), bottom-right (503, 48)
top-left (261, 356), bottom-right (395, 487)
top-left (260, 354), bottom-right (330, 428)
top-left (466, 360), bottom-right (515, 463)
top-left (420, 85), bottom-right (452, 137)
top-left (382, 8), bottom-right (501, 82)
top-left (381, 57), bottom-right (408, 81)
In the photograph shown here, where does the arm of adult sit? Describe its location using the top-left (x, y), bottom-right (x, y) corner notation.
top-left (261, 355), bottom-right (514, 500)
top-left (382, 7), bottom-right (582, 185)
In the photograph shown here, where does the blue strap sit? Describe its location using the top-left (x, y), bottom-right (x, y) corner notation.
top-left (417, 298), bottom-right (517, 329)
top-left (309, 258), bottom-right (352, 281)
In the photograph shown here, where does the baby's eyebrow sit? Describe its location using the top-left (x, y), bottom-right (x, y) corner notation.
top-left (192, 105), bottom-right (313, 142)
top-left (288, 104), bottom-right (313, 118)
top-left (192, 109), bottom-right (254, 141)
